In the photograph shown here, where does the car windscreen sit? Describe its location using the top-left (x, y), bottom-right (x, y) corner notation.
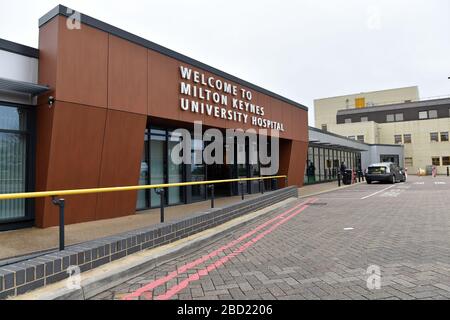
top-left (368, 166), bottom-right (386, 174)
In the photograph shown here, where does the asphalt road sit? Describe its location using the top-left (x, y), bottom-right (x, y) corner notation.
top-left (91, 175), bottom-right (450, 300)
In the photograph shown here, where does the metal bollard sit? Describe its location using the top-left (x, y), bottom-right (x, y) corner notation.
top-left (208, 184), bottom-right (215, 208)
top-left (285, 177), bottom-right (288, 187)
top-left (260, 179), bottom-right (264, 194)
top-left (337, 172), bottom-right (341, 187)
top-left (155, 188), bottom-right (165, 223)
top-left (358, 171), bottom-right (361, 183)
top-left (447, 166), bottom-right (449, 177)
top-left (240, 182), bottom-right (245, 200)
top-left (51, 197), bottom-right (65, 251)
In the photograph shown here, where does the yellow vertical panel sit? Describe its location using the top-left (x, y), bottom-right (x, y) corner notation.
top-left (355, 97), bottom-right (365, 108)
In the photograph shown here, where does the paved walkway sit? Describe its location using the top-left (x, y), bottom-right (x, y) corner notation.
top-left (0, 181), bottom-right (343, 262)
top-left (91, 175), bottom-right (450, 300)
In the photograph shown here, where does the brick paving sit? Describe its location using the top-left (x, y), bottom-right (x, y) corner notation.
top-left (91, 175), bottom-right (450, 300)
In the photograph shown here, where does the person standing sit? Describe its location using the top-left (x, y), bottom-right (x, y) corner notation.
top-left (432, 165), bottom-right (437, 178)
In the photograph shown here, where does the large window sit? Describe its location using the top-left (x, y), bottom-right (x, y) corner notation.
top-left (440, 132), bottom-right (449, 142)
top-left (428, 110), bottom-right (438, 119)
top-left (0, 104), bottom-right (33, 224)
top-left (403, 134), bottom-right (412, 144)
top-left (430, 132), bottom-right (439, 142)
top-left (419, 111), bottom-right (428, 120)
top-left (443, 157), bottom-right (450, 166)
top-left (386, 114), bottom-right (395, 122)
top-left (432, 157), bottom-right (440, 166)
top-left (394, 135), bottom-right (402, 144)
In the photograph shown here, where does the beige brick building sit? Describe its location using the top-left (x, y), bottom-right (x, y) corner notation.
top-left (314, 87), bottom-right (450, 175)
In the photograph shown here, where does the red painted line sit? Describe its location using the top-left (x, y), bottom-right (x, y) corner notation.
top-left (156, 199), bottom-right (317, 300)
top-left (123, 198), bottom-right (316, 300)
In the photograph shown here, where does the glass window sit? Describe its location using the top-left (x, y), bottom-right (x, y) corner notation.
top-left (429, 110), bottom-right (438, 119)
top-left (361, 117), bottom-right (368, 122)
top-left (357, 135), bottom-right (365, 143)
top-left (430, 132), bottom-right (439, 142)
top-left (314, 148), bottom-right (320, 181)
top-left (440, 132), bottom-right (449, 142)
top-left (150, 129), bottom-right (166, 207)
top-left (0, 133), bottom-right (27, 220)
top-left (136, 130), bottom-right (149, 210)
top-left (394, 135), bottom-right (402, 144)
top-left (403, 134), bottom-right (412, 143)
top-left (0, 105), bottom-right (27, 131)
top-left (419, 111), bottom-right (428, 119)
top-left (0, 105), bottom-right (31, 223)
top-left (191, 138), bottom-right (206, 201)
top-left (432, 157), bottom-right (440, 166)
top-left (443, 157), bottom-right (450, 166)
top-left (168, 131), bottom-right (183, 205)
top-left (321, 124), bottom-right (327, 131)
top-left (386, 114), bottom-right (395, 122)
top-left (405, 157), bottom-right (413, 168)
top-left (344, 118), bottom-right (352, 124)
top-left (395, 113), bottom-right (404, 121)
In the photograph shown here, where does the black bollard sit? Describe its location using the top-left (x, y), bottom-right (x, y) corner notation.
top-left (209, 184), bottom-right (215, 208)
top-left (52, 197), bottom-right (65, 251)
top-left (155, 188), bottom-right (165, 223)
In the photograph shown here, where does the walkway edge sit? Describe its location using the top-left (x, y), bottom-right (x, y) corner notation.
top-left (12, 198), bottom-right (298, 300)
top-left (299, 182), bottom-right (364, 199)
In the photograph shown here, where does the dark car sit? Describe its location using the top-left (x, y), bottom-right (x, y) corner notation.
top-left (366, 162), bottom-right (406, 184)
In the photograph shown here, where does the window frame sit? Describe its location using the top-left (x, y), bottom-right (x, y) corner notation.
top-left (428, 110), bottom-right (438, 119)
top-left (403, 134), bottom-right (412, 144)
top-left (440, 132), bottom-right (449, 142)
top-left (431, 157), bottom-right (441, 166)
top-left (394, 135), bottom-right (402, 144)
top-left (0, 102), bottom-right (36, 230)
top-left (443, 156), bottom-right (450, 166)
top-left (430, 132), bottom-right (439, 142)
top-left (418, 111), bottom-right (428, 120)
top-left (386, 114), bottom-right (395, 122)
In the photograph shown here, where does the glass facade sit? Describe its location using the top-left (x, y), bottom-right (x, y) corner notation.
top-left (304, 144), bottom-right (361, 185)
top-left (136, 125), bottom-right (277, 210)
top-left (0, 104), bottom-right (34, 224)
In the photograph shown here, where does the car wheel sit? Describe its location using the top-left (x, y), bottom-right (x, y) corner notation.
top-left (391, 175), bottom-right (396, 184)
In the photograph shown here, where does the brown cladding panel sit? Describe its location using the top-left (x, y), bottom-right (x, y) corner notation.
top-left (56, 16), bottom-right (108, 108)
top-left (108, 35), bottom-right (147, 114)
top-left (39, 102), bottom-right (106, 227)
top-left (279, 139), bottom-right (307, 188)
top-left (96, 110), bottom-right (147, 220)
top-left (35, 18), bottom-right (60, 227)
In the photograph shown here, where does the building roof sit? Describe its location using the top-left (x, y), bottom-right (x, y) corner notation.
top-left (0, 77), bottom-right (49, 96)
top-left (337, 97), bottom-right (450, 116)
top-left (39, 5), bottom-right (308, 112)
top-left (0, 38), bottom-right (39, 59)
top-left (314, 86), bottom-right (419, 102)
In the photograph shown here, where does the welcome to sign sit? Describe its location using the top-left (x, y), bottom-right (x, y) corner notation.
top-left (178, 66), bottom-right (286, 132)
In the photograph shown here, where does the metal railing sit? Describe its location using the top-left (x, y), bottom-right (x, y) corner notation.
top-left (0, 175), bottom-right (287, 251)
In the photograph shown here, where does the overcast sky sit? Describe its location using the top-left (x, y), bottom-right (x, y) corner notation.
top-left (1, 0), bottom-right (449, 125)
